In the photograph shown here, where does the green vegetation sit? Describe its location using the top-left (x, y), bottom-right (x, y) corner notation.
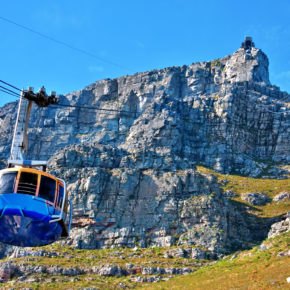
top-left (210, 59), bottom-right (225, 72)
top-left (146, 232), bottom-right (290, 290)
top-left (2, 244), bottom-right (209, 289)
top-left (74, 132), bottom-right (93, 138)
top-left (197, 166), bottom-right (290, 217)
top-left (211, 59), bottom-right (222, 67)
top-left (4, 232), bottom-right (289, 289)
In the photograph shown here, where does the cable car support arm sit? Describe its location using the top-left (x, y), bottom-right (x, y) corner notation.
top-left (8, 87), bottom-right (58, 169)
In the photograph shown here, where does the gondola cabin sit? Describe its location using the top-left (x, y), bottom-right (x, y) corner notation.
top-left (0, 167), bottom-right (72, 247)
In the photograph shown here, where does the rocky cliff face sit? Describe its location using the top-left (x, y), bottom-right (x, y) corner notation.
top-left (0, 39), bottom-right (289, 255)
top-left (49, 144), bottom-right (255, 255)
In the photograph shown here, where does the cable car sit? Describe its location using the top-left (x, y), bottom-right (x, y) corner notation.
top-left (0, 166), bottom-right (72, 247)
top-left (0, 86), bottom-right (73, 247)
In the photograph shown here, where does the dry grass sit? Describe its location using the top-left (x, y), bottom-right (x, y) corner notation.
top-left (3, 245), bottom-right (208, 289)
top-left (9, 233), bottom-right (289, 290)
top-left (145, 232), bottom-right (290, 290)
top-left (197, 166), bottom-right (290, 217)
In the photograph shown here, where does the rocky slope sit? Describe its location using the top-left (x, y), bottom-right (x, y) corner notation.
top-left (48, 144), bottom-right (279, 255)
top-left (0, 227), bottom-right (288, 289)
top-left (0, 38), bottom-right (289, 257)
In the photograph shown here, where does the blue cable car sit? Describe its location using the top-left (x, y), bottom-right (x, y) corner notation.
top-left (0, 87), bottom-right (73, 247)
top-left (0, 167), bottom-right (72, 247)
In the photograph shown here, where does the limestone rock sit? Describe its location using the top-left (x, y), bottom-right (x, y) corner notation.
top-left (224, 190), bottom-right (238, 198)
top-left (190, 248), bottom-right (208, 260)
top-left (0, 262), bottom-right (16, 281)
top-left (165, 248), bottom-right (187, 258)
top-left (241, 192), bottom-right (271, 206)
top-left (273, 191), bottom-right (290, 202)
top-left (0, 244), bottom-right (14, 260)
top-left (49, 146), bottom-right (261, 255)
top-left (268, 212), bottom-right (290, 239)
top-left (92, 265), bottom-right (125, 277)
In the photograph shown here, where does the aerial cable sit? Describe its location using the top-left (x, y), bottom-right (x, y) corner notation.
top-left (0, 80), bottom-right (138, 114)
top-left (0, 85), bottom-right (20, 97)
top-left (0, 88), bottom-right (20, 98)
top-left (0, 88), bottom-right (20, 97)
top-left (0, 80), bottom-right (22, 92)
top-left (0, 16), bottom-right (132, 72)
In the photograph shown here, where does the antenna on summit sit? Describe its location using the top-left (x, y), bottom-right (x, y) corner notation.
top-left (241, 36), bottom-right (255, 50)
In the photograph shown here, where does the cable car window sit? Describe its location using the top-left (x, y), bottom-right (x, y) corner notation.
top-left (0, 172), bottom-right (17, 194)
top-left (57, 185), bottom-right (64, 208)
top-left (17, 172), bottom-right (38, 195)
top-left (39, 175), bottom-right (56, 203)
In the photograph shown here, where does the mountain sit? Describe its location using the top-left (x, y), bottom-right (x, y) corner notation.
top-left (1, 38), bottom-right (289, 176)
top-left (0, 38), bottom-right (289, 258)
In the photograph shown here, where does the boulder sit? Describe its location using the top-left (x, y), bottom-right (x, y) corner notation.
top-left (273, 191), bottom-right (290, 202)
top-left (241, 192), bottom-right (271, 206)
top-left (190, 248), bottom-right (208, 260)
top-left (224, 190), bottom-right (238, 198)
top-left (0, 262), bottom-right (16, 281)
top-left (268, 212), bottom-right (290, 239)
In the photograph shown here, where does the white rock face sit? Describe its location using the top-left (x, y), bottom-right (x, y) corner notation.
top-left (241, 192), bottom-right (271, 206)
top-left (268, 213), bottom-right (290, 239)
top-left (224, 47), bottom-right (270, 85)
top-left (273, 191), bottom-right (290, 202)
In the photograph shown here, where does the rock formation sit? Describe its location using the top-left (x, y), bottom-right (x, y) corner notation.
top-left (268, 212), bottom-right (290, 239)
top-left (0, 38), bottom-right (289, 256)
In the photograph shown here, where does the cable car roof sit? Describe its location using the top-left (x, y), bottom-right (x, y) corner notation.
top-left (0, 167), bottom-right (64, 185)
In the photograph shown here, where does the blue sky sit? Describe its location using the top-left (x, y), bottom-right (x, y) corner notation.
top-left (1, 0), bottom-right (290, 106)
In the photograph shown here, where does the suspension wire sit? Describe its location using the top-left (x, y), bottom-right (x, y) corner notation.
top-left (0, 16), bottom-right (132, 72)
top-left (47, 102), bottom-right (138, 116)
top-left (0, 85), bottom-right (20, 96)
top-left (0, 88), bottom-right (20, 98)
top-left (0, 80), bottom-right (22, 92)
top-left (0, 89), bottom-right (138, 115)
top-left (0, 79), bottom-right (139, 114)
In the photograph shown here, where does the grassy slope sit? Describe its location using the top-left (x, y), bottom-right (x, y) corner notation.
top-left (5, 233), bottom-right (289, 289)
top-left (146, 232), bottom-right (290, 290)
top-left (197, 166), bottom-right (290, 217)
top-left (3, 245), bottom-right (210, 289)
